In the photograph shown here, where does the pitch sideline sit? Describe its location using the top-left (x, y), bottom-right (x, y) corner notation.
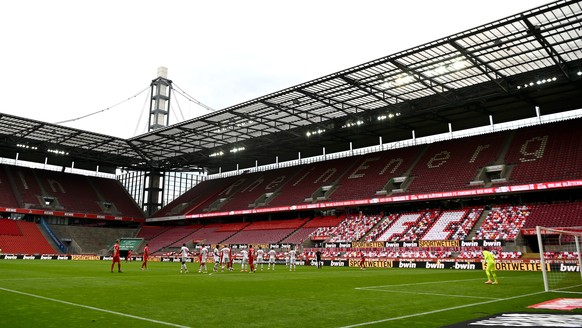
top-left (0, 286), bottom-right (190, 328)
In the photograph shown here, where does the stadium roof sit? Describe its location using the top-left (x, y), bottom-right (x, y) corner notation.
top-left (1, 0), bottom-right (581, 174)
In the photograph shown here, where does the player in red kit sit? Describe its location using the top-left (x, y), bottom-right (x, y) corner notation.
top-left (111, 239), bottom-right (122, 273)
top-left (248, 245), bottom-right (255, 273)
top-left (141, 243), bottom-right (149, 270)
top-left (358, 250), bottom-right (366, 270)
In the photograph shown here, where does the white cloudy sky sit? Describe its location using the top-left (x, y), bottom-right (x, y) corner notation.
top-left (1, 0), bottom-right (552, 139)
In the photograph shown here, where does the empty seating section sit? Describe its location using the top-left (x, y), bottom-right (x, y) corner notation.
top-left (0, 221), bottom-right (54, 254)
top-left (50, 225), bottom-right (137, 254)
top-left (0, 164), bottom-right (143, 218)
top-left (222, 218), bottom-right (306, 244)
top-left (504, 120), bottom-right (582, 184)
top-left (281, 227), bottom-right (318, 244)
top-left (405, 133), bottom-right (505, 195)
top-left (158, 176), bottom-right (240, 216)
top-left (145, 225), bottom-right (201, 253)
top-left (524, 202), bottom-right (582, 229)
top-left (34, 169), bottom-right (103, 213)
top-left (0, 219), bottom-right (21, 236)
top-left (184, 224), bottom-right (242, 245)
top-left (303, 215), bottom-right (346, 228)
top-left (154, 180), bottom-right (215, 216)
top-left (326, 215), bottom-right (383, 242)
top-left (218, 167), bottom-right (298, 212)
top-left (0, 167), bottom-right (19, 207)
top-left (169, 225), bottom-right (204, 247)
top-left (223, 229), bottom-right (295, 244)
top-left (475, 205), bottom-right (530, 240)
top-left (328, 146), bottom-right (422, 201)
top-left (137, 226), bottom-right (173, 240)
top-left (267, 157), bottom-right (356, 207)
top-left (7, 166), bottom-right (44, 208)
top-left (91, 178), bottom-right (143, 217)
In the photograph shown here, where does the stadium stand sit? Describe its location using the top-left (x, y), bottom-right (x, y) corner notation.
top-left (49, 225), bottom-right (137, 254)
top-left (524, 202), bottom-right (582, 229)
top-left (0, 218), bottom-right (21, 236)
top-left (376, 212), bottom-right (423, 242)
top-left (222, 218), bottom-right (306, 244)
top-left (474, 205), bottom-right (530, 241)
top-left (0, 167), bottom-right (20, 208)
top-left (327, 146), bottom-right (422, 201)
top-left (0, 164), bottom-right (143, 218)
top-left (503, 120), bottom-right (582, 185)
top-left (365, 214), bottom-right (399, 242)
top-left (267, 157), bottom-right (357, 207)
top-left (404, 133), bottom-right (506, 194)
top-left (420, 208), bottom-right (483, 241)
top-left (0, 220), bottom-right (55, 254)
top-left (326, 214), bottom-right (383, 242)
top-left (216, 167), bottom-right (299, 212)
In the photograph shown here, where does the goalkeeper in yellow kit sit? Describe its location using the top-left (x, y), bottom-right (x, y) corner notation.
top-left (482, 248), bottom-right (498, 285)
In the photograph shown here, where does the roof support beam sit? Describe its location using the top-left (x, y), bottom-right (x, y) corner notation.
top-left (340, 76), bottom-right (400, 106)
top-left (449, 41), bottom-right (510, 93)
top-left (261, 100), bottom-right (330, 132)
top-left (523, 17), bottom-right (571, 81)
top-left (296, 89), bottom-right (360, 121)
top-left (388, 59), bottom-right (455, 103)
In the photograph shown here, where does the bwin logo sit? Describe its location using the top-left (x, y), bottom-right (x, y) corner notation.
top-left (454, 262), bottom-right (475, 270)
top-left (425, 262), bottom-right (444, 269)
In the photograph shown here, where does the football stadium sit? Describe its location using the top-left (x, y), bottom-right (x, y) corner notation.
top-left (1, 1), bottom-right (582, 327)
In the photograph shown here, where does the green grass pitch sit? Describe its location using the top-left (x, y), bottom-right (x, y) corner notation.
top-left (0, 260), bottom-right (580, 327)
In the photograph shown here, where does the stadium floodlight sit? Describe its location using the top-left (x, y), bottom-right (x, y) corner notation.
top-left (230, 147), bottom-right (245, 153)
top-left (537, 226), bottom-right (582, 294)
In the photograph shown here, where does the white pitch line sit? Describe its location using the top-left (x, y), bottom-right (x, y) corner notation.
top-left (0, 287), bottom-right (190, 328)
top-left (338, 290), bottom-right (547, 328)
top-left (356, 277), bottom-right (485, 290)
top-left (356, 288), bottom-right (500, 300)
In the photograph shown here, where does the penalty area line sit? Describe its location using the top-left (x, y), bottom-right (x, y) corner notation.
top-left (0, 287), bottom-right (190, 328)
top-left (337, 290), bottom-right (547, 328)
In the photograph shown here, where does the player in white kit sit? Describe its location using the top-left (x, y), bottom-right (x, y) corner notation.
top-left (268, 249), bottom-right (277, 270)
top-left (198, 246), bottom-right (208, 273)
top-left (220, 245), bottom-right (230, 272)
top-left (289, 246), bottom-right (297, 272)
top-left (240, 249), bottom-right (249, 272)
top-left (256, 247), bottom-right (265, 271)
top-left (178, 244), bottom-right (190, 273)
top-left (212, 245), bottom-right (220, 272)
